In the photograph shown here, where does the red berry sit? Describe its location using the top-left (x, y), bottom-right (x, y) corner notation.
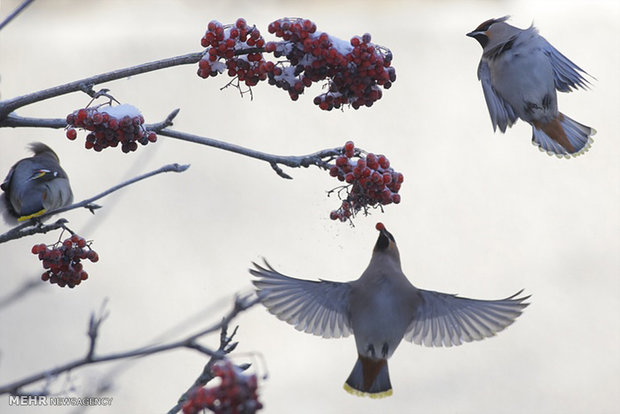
top-left (66, 128), bottom-right (77, 140)
top-left (335, 156), bottom-right (349, 167)
top-left (88, 251), bottom-right (99, 262)
top-left (76, 109), bottom-right (87, 122)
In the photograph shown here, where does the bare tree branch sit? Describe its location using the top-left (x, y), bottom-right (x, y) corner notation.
top-left (159, 128), bottom-right (342, 178)
top-left (0, 53), bottom-right (203, 119)
top-left (167, 325), bottom-right (246, 414)
top-left (0, 294), bottom-right (259, 396)
top-left (0, 163), bottom-right (190, 244)
top-left (0, 109), bottom-right (341, 179)
top-left (0, 108), bottom-right (181, 130)
top-left (0, 0), bottom-right (35, 31)
top-left (0, 44), bottom-right (265, 120)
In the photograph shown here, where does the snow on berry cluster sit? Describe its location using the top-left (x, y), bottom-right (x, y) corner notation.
top-left (31, 234), bottom-right (99, 288)
top-left (66, 104), bottom-right (157, 153)
top-left (198, 17), bottom-right (396, 110)
top-left (182, 361), bottom-right (262, 414)
top-left (198, 18), bottom-right (269, 87)
top-left (266, 18), bottom-right (396, 109)
top-left (329, 140), bottom-right (403, 222)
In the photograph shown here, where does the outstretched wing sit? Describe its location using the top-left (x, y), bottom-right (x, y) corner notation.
top-left (477, 60), bottom-right (518, 132)
top-left (404, 289), bottom-right (529, 347)
top-left (541, 38), bottom-right (590, 92)
top-left (250, 260), bottom-right (353, 338)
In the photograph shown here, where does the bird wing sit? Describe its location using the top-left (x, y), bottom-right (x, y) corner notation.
top-left (540, 38), bottom-right (590, 92)
top-left (404, 289), bottom-right (529, 347)
top-left (477, 60), bottom-right (518, 132)
top-left (250, 260), bottom-right (353, 338)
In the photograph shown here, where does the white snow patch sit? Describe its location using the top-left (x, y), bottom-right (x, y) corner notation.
top-left (327, 33), bottom-right (353, 55)
top-left (100, 104), bottom-right (142, 119)
top-left (276, 42), bottom-right (294, 56)
top-left (274, 66), bottom-right (299, 86)
top-left (299, 53), bottom-right (316, 67)
top-left (211, 61), bottom-right (226, 73)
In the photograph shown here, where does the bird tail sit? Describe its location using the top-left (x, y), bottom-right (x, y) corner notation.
top-left (531, 113), bottom-right (595, 158)
top-left (343, 354), bottom-right (393, 398)
top-left (0, 194), bottom-right (18, 225)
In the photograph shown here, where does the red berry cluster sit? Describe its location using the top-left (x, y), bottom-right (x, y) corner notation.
top-left (31, 234), bottom-right (99, 288)
top-left (182, 361), bottom-right (262, 414)
top-left (198, 18), bottom-right (269, 87)
top-left (66, 104), bottom-right (157, 153)
top-left (197, 17), bottom-right (395, 110)
top-left (266, 18), bottom-right (395, 109)
top-left (329, 141), bottom-right (403, 222)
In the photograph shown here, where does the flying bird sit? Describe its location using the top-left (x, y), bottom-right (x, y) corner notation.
top-left (251, 223), bottom-right (529, 397)
top-left (467, 16), bottom-right (595, 157)
top-left (1, 142), bottom-right (73, 224)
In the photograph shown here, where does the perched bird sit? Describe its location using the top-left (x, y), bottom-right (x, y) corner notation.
top-left (1, 142), bottom-right (73, 223)
top-left (467, 16), bottom-right (595, 157)
top-left (251, 223), bottom-right (529, 398)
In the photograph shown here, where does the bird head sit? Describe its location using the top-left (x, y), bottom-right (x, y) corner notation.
top-left (374, 222), bottom-right (395, 250)
top-left (466, 16), bottom-right (511, 49)
top-left (370, 223), bottom-right (400, 269)
top-left (29, 142), bottom-right (61, 161)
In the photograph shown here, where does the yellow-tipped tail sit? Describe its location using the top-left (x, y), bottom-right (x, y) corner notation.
top-left (17, 209), bottom-right (46, 222)
top-left (343, 383), bottom-right (393, 398)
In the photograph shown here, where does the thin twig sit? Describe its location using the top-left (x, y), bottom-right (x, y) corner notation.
top-left (0, 112), bottom-right (340, 179)
top-left (167, 324), bottom-right (245, 414)
top-left (0, 53), bottom-right (203, 119)
top-left (0, 294), bottom-right (259, 396)
top-left (0, 44), bottom-right (265, 120)
top-left (0, 108), bottom-right (181, 131)
top-left (159, 128), bottom-right (341, 177)
top-left (0, 163), bottom-right (190, 244)
top-left (0, 0), bottom-right (35, 31)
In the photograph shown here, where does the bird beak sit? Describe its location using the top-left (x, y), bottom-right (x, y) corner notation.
top-left (466, 30), bottom-right (489, 47)
top-left (374, 223), bottom-right (394, 251)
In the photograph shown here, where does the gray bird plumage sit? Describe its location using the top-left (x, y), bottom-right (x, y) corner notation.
top-left (1, 142), bottom-right (73, 224)
top-left (467, 16), bottom-right (595, 157)
top-left (251, 224), bottom-right (529, 397)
